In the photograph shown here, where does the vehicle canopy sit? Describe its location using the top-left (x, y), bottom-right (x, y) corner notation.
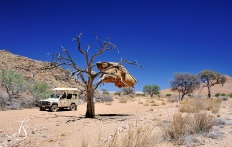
top-left (50, 87), bottom-right (80, 99)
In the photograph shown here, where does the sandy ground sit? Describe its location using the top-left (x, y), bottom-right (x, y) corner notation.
top-left (1, 97), bottom-right (232, 147)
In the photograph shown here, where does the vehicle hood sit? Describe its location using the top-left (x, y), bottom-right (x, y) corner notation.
top-left (40, 98), bottom-right (59, 102)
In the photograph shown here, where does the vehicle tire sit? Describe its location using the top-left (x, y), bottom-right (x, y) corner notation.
top-left (50, 105), bottom-right (58, 112)
top-left (70, 104), bottom-right (76, 111)
top-left (40, 106), bottom-right (45, 111)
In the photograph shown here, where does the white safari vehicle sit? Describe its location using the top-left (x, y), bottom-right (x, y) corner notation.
top-left (39, 87), bottom-right (79, 112)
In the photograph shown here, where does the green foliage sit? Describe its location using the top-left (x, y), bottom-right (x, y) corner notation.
top-left (220, 93), bottom-right (226, 96)
top-left (136, 93), bottom-right (146, 97)
top-left (228, 92), bottom-right (232, 98)
top-left (199, 70), bottom-right (227, 98)
top-left (101, 88), bottom-right (109, 94)
top-left (0, 68), bottom-right (25, 98)
top-left (142, 85), bottom-right (160, 95)
top-left (28, 81), bottom-right (51, 100)
top-left (114, 91), bottom-right (121, 95)
top-left (215, 93), bottom-right (220, 97)
top-left (166, 94), bottom-right (171, 97)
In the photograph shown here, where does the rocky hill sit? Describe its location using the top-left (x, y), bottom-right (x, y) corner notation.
top-left (0, 49), bottom-right (83, 93)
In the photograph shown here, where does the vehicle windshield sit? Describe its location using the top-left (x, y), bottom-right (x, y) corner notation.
top-left (49, 94), bottom-right (60, 98)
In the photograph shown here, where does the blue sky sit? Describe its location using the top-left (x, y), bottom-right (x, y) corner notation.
top-left (1, 0), bottom-right (232, 92)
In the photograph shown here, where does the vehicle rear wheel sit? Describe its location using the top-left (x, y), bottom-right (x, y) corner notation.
top-left (70, 104), bottom-right (76, 111)
top-left (50, 105), bottom-right (58, 112)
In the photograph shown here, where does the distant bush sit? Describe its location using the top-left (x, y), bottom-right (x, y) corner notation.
top-left (215, 93), bottom-right (220, 97)
top-left (114, 91), bottom-right (121, 96)
top-left (95, 94), bottom-right (113, 103)
top-left (136, 93), bottom-right (146, 97)
top-left (121, 87), bottom-right (135, 95)
top-left (166, 94), bottom-right (171, 97)
top-left (228, 92), bottom-right (232, 98)
top-left (220, 93), bottom-right (226, 96)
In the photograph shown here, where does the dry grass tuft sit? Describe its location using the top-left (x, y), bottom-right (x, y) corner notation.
top-left (150, 103), bottom-right (159, 106)
top-left (99, 125), bottom-right (160, 147)
top-left (160, 112), bottom-right (216, 145)
top-left (105, 102), bottom-right (112, 105)
top-left (119, 97), bottom-right (128, 103)
top-left (138, 101), bottom-right (143, 104)
top-left (179, 98), bottom-right (222, 113)
top-left (161, 102), bottom-right (166, 105)
top-left (149, 108), bottom-right (154, 111)
top-left (128, 97), bottom-right (137, 102)
top-left (143, 103), bottom-right (149, 106)
top-left (149, 99), bottom-right (155, 103)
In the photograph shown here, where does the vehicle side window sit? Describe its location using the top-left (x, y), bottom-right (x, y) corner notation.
top-left (67, 94), bottom-right (72, 99)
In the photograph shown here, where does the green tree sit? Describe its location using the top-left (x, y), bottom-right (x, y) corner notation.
top-left (143, 85), bottom-right (160, 97)
top-left (0, 69), bottom-right (25, 99)
top-left (101, 88), bottom-right (109, 94)
top-left (27, 80), bottom-right (51, 103)
top-left (170, 73), bottom-right (200, 101)
top-left (199, 70), bottom-right (226, 98)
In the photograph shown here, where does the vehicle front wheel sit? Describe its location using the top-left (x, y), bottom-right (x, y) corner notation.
top-left (50, 105), bottom-right (58, 112)
top-left (70, 104), bottom-right (76, 111)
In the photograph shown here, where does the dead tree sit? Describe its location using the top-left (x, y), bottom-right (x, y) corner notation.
top-left (36, 33), bottom-right (142, 118)
top-left (170, 73), bottom-right (200, 101)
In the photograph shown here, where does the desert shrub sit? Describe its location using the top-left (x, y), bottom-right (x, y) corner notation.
top-left (114, 91), bottom-right (121, 96)
top-left (166, 94), bottom-right (171, 97)
top-left (136, 93), bottom-right (146, 97)
top-left (0, 94), bottom-right (9, 111)
top-left (149, 100), bottom-right (155, 103)
top-left (129, 97), bottom-right (137, 102)
top-left (121, 87), bottom-right (135, 95)
top-left (95, 94), bottom-right (113, 103)
top-left (215, 93), bottom-right (220, 97)
top-left (161, 102), bottom-right (166, 105)
top-left (150, 103), bottom-right (159, 106)
top-left (143, 103), bottom-right (149, 106)
top-left (113, 95), bottom-right (120, 99)
top-left (179, 98), bottom-right (222, 113)
top-left (78, 99), bottom-right (84, 105)
top-left (167, 95), bottom-right (179, 103)
top-left (138, 101), bottom-right (143, 104)
top-left (119, 96), bottom-right (128, 103)
top-left (160, 112), bottom-right (216, 145)
top-left (220, 93), bottom-right (226, 96)
top-left (215, 118), bottom-right (231, 127)
top-left (228, 92), bottom-right (232, 98)
top-left (220, 96), bottom-right (228, 101)
top-left (20, 97), bottom-right (34, 108)
top-left (101, 88), bottom-right (109, 94)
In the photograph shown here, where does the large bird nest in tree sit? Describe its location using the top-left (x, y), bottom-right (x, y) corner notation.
top-left (96, 62), bottom-right (137, 88)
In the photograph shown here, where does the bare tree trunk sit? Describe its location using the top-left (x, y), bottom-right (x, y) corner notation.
top-left (181, 94), bottom-right (185, 101)
top-left (207, 86), bottom-right (211, 98)
top-left (85, 80), bottom-right (95, 118)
